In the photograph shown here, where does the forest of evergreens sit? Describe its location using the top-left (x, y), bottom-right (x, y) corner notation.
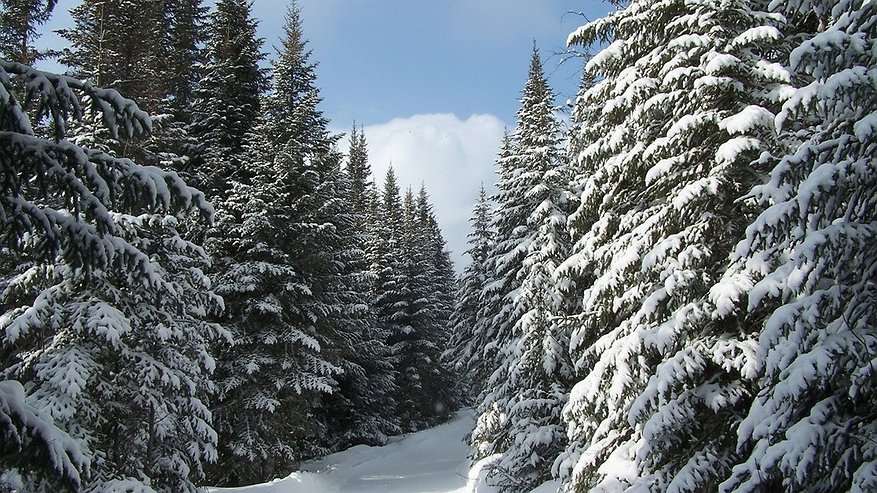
top-left (2, 0), bottom-right (876, 493)
top-left (2, 1), bottom-right (457, 491)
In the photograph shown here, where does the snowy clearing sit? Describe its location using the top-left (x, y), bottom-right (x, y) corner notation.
top-left (209, 409), bottom-right (560, 493)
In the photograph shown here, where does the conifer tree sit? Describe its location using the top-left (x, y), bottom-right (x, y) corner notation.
top-left (0, 0), bottom-right (56, 64)
top-left (412, 187), bottom-right (458, 424)
top-left (322, 126), bottom-right (399, 448)
top-left (346, 124), bottom-right (373, 215)
top-left (371, 169), bottom-right (410, 425)
top-left (165, 0), bottom-right (207, 123)
top-left (464, 133), bottom-right (515, 405)
top-left (61, 0), bottom-right (169, 114)
top-left (59, 0), bottom-right (200, 173)
top-left (207, 1), bottom-right (387, 479)
top-left (0, 60), bottom-right (218, 493)
top-left (189, 0), bottom-right (267, 197)
top-left (555, 0), bottom-right (794, 491)
top-left (715, 1), bottom-right (877, 491)
top-left (446, 184), bottom-right (495, 403)
top-left (469, 47), bottom-right (574, 491)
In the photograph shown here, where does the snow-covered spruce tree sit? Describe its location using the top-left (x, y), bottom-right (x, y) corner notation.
top-left (346, 124), bottom-right (373, 216)
top-left (164, 0), bottom-right (207, 124)
top-left (468, 47), bottom-right (575, 492)
top-left (412, 187), bottom-right (458, 424)
top-left (261, 0), bottom-right (393, 456)
top-left (320, 127), bottom-right (400, 449)
top-left (60, 0), bottom-right (169, 116)
top-left (445, 184), bottom-right (494, 404)
top-left (59, 0), bottom-right (202, 177)
top-left (207, 1), bottom-right (387, 480)
top-left (467, 130), bottom-right (517, 465)
top-left (554, 0), bottom-right (795, 491)
top-left (0, 0), bottom-right (56, 64)
top-left (458, 133), bottom-right (513, 409)
top-left (0, 61), bottom-right (218, 492)
top-left (714, 1), bottom-right (877, 491)
top-left (371, 168), bottom-right (410, 422)
top-left (206, 138), bottom-right (339, 486)
top-left (188, 0), bottom-right (267, 198)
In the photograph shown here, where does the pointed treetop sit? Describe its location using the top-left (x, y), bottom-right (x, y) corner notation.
top-left (521, 43), bottom-right (552, 108)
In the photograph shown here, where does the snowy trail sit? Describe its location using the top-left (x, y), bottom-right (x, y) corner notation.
top-left (210, 410), bottom-right (493, 493)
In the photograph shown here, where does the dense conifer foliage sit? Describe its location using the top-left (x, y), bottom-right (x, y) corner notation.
top-left (449, 1), bottom-right (877, 492)
top-left (5, 0), bottom-right (875, 491)
top-left (1, 0), bottom-right (459, 490)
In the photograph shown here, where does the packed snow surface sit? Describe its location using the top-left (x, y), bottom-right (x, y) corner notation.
top-left (210, 409), bottom-right (553, 493)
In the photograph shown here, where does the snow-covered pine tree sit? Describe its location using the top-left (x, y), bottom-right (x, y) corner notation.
top-left (555, 0), bottom-right (794, 491)
top-left (59, 0), bottom-right (201, 176)
top-left (60, 0), bottom-right (169, 116)
top-left (468, 46), bottom-right (574, 492)
top-left (468, 130), bottom-right (518, 464)
top-left (372, 181), bottom-right (458, 432)
top-left (445, 184), bottom-right (495, 404)
top-left (384, 186), bottom-right (433, 431)
top-left (188, 0), bottom-right (267, 198)
top-left (371, 168), bottom-right (412, 423)
top-left (714, 1), bottom-right (877, 491)
top-left (460, 133), bottom-right (515, 408)
top-left (0, 61), bottom-right (218, 492)
top-left (261, 0), bottom-right (392, 457)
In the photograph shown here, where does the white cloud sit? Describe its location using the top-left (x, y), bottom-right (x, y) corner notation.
top-left (337, 113), bottom-right (506, 272)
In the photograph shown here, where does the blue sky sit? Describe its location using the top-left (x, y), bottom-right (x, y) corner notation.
top-left (37, 0), bottom-right (613, 269)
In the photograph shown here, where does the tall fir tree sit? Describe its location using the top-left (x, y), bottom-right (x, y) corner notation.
top-left (469, 47), bottom-right (574, 492)
top-left (445, 184), bottom-right (495, 403)
top-left (164, 0), bottom-right (208, 124)
top-left (346, 124), bottom-right (373, 216)
top-left (413, 187), bottom-right (458, 424)
top-left (0, 59), bottom-right (220, 493)
top-left (715, 1), bottom-right (877, 491)
top-left (189, 0), bottom-right (267, 198)
top-left (0, 0), bottom-right (56, 64)
top-left (207, 1), bottom-right (388, 481)
top-left (60, 0), bottom-right (169, 114)
top-left (322, 125), bottom-right (400, 448)
top-left (555, 0), bottom-right (795, 491)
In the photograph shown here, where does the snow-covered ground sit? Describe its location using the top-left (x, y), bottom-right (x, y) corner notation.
top-left (209, 409), bottom-right (560, 493)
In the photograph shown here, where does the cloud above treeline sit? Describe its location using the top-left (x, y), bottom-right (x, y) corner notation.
top-left (336, 113), bottom-right (507, 272)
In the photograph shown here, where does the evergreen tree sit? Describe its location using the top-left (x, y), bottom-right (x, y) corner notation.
top-left (0, 60), bottom-right (217, 493)
top-left (189, 0), bottom-right (267, 197)
top-left (413, 187), bottom-right (458, 424)
top-left (372, 169), bottom-right (410, 426)
top-left (60, 0), bottom-right (169, 114)
top-left (346, 124), bottom-right (373, 216)
top-left (469, 47), bottom-right (574, 492)
top-left (0, 0), bottom-right (56, 64)
top-left (465, 132), bottom-right (515, 404)
top-left (206, 140), bottom-right (339, 486)
top-left (715, 1), bottom-right (877, 491)
top-left (323, 125), bottom-right (399, 448)
top-left (164, 0), bottom-right (207, 123)
top-left (445, 184), bottom-right (495, 403)
top-left (207, 1), bottom-right (388, 480)
top-left (555, 0), bottom-right (793, 491)
top-left (59, 0), bottom-right (199, 173)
